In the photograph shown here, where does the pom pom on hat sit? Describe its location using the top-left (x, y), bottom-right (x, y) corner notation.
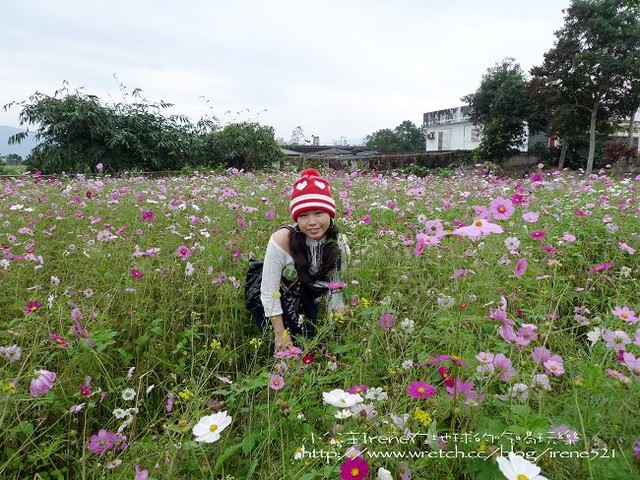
top-left (290, 169), bottom-right (336, 221)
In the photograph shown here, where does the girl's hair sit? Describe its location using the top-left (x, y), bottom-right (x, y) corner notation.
top-left (288, 224), bottom-right (341, 284)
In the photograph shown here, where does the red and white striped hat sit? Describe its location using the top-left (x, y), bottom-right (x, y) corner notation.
top-left (289, 169), bottom-right (336, 221)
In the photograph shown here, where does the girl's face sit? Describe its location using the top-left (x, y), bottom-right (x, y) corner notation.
top-left (296, 210), bottom-right (332, 240)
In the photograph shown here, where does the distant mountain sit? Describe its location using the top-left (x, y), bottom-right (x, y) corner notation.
top-left (0, 126), bottom-right (40, 159)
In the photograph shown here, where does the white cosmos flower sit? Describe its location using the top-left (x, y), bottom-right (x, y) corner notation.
top-left (335, 409), bottom-right (354, 419)
top-left (322, 388), bottom-right (363, 408)
top-left (121, 388), bottom-right (136, 401)
top-left (586, 327), bottom-right (602, 346)
top-left (378, 467), bottom-right (393, 480)
top-left (193, 411), bottom-right (232, 443)
top-left (497, 451), bottom-right (547, 480)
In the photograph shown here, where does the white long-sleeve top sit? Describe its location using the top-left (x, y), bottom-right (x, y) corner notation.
top-left (259, 231), bottom-right (349, 317)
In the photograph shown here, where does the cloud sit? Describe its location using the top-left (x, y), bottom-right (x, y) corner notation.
top-left (0, 0), bottom-right (572, 144)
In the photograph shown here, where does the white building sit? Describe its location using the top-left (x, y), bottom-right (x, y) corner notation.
top-left (423, 105), bottom-right (530, 152)
top-left (423, 106), bottom-right (480, 151)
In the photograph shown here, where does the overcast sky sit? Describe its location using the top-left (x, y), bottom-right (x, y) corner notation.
top-left (1, 0), bottom-right (572, 145)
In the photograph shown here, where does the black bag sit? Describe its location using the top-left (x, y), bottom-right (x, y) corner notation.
top-left (245, 258), bottom-right (302, 325)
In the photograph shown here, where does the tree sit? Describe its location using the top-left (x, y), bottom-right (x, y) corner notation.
top-left (0, 154), bottom-right (23, 165)
top-left (462, 58), bottom-right (532, 162)
top-left (533, 0), bottom-right (640, 174)
top-left (5, 83), bottom-right (281, 173)
top-left (289, 126), bottom-right (307, 145)
top-left (364, 120), bottom-right (425, 153)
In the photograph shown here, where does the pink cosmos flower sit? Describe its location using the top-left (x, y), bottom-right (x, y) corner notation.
top-left (274, 345), bottom-right (303, 359)
top-left (562, 232), bottom-right (576, 242)
top-left (522, 211), bottom-right (540, 223)
top-left (340, 455), bottom-right (369, 480)
top-left (135, 465), bottom-right (149, 480)
top-left (269, 374), bottom-right (285, 390)
top-left (30, 369), bottom-right (56, 396)
top-left (602, 329), bottom-right (631, 350)
top-left (359, 214), bottom-right (372, 225)
top-left (406, 381), bottom-right (437, 398)
top-left (490, 197), bottom-right (514, 220)
top-left (618, 242), bottom-right (636, 255)
top-left (493, 354), bottom-right (516, 381)
top-left (166, 391), bottom-right (174, 412)
top-left (176, 245), bottom-right (191, 260)
top-left (23, 300), bottom-right (42, 314)
top-left (423, 220), bottom-right (446, 237)
top-left (612, 307), bottom-right (638, 324)
top-left (87, 429), bottom-right (116, 456)
top-left (379, 312), bottom-right (394, 329)
top-left (414, 233), bottom-right (441, 256)
top-left (70, 403), bottom-right (86, 413)
top-left (452, 218), bottom-right (503, 242)
top-left (633, 439), bottom-right (640, 460)
top-left (529, 230), bottom-right (547, 240)
top-left (514, 258), bottom-right (527, 278)
top-left (473, 205), bottom-right (491, 219)
top-left (264, 209), bottom-right (276, 219)
top-left (543, 357), bottom-right (565, 376)
top-left (476, 352), bottom-right (494, 363)
top-left (550, 425), bottom-right (579, 445)
top-left (327, 280), bottom-right (347, 292)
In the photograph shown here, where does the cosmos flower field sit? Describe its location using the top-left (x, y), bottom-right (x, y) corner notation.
top-left (1, 166), bottom-right (639, 479)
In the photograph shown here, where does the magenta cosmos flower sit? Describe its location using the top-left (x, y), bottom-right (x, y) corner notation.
top-left (130, 268), bottom-right (144, 279)
top-left (176, 245), bottom-right (192, 260)
top-left (50, 333), bottom-right (69, 349)
top-left (407, 381), bottom-right (437, 399)
top-left (22, 300), bottom-right (42, 314)
top-left (340, 455), bottom-right (369, 480)
top-left (529, 230), bottom-right (547, 240)
top-left (30, 369), bottom-right (56, 396)
top-left (587, 262), bottom-right (614, 275)
top-left (490, 197), bottom-right (514, 220)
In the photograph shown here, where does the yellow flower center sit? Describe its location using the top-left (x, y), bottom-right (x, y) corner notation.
top-left (474, 220), bottom-right (483, 226)
top-left (350, 468), bottom-right (360, 477)
top-left (177, 419), bottom-right (188, 428)
top-left (418, 387), bottom-right (425, 394)
top-left (209, 424), bottom-right (218, 432)
top-left (451, 355), bottom-right (461, 362)
top-left (517, 475), bottom-right (529, 480)
top-left (621, 312), bottom-right (628, 318)
top-left (498, 206), bottom-right (505, 212)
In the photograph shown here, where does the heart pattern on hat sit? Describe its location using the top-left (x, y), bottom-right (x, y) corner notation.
top-left (314, 181), bottom-right (326, 189)
top-left (296, 181), bottom-right (308, 191)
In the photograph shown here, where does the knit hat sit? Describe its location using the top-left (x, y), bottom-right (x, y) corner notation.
top-left (289, 168), bottom-right (336, 221)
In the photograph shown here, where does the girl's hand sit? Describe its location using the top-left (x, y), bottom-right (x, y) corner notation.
top-left (274, 329), bottom-right (293, 352)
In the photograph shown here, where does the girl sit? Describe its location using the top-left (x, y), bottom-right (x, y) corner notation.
top-left (254, 169), bottom-right (348, 352)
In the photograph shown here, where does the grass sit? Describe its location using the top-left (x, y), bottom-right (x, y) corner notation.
top-left (0, 166), bottom-right (639, 479)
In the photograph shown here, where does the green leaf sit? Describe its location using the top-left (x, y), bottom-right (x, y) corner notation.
top-left (241, 432), bottom-right (261, 455)
top-left (213, 443), bottom-right (243, 471)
